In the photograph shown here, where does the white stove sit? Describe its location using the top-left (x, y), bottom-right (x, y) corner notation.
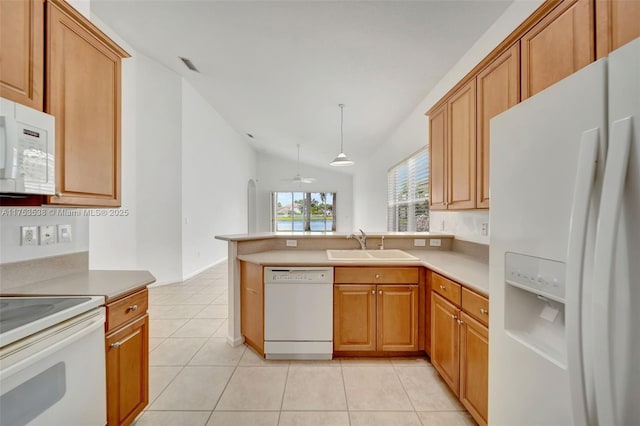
top-left (0, 295), bottom-right (106, 426)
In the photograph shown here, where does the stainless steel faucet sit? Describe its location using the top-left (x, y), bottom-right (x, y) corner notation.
top-left (347, 229), bottom-right (367, 250)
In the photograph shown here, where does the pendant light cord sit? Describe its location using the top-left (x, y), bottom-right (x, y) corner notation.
top-left (339, 104), bottom-right (345, 152)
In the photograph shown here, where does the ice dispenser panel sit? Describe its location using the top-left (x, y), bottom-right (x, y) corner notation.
top-left (504, 252), bottom-right (567, 368)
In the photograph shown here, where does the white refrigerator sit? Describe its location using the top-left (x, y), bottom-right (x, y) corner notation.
top-left (489, 37), bottom-right (639, 425)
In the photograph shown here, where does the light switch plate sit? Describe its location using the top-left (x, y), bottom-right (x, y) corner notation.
top-left (39, 225), bottom-right (56, 245)
top-left (429, 239), bottom-right (442, 247)
top-left (21, 226), bottom-right (39, 246)
top-left (58, 224), bottom-right (72, 243)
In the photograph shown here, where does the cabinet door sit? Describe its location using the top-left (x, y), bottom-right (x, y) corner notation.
top-left (334, 284), bottom-right (376, 352)
top-left (460, 312), bottom-right (489, 426)
top-left (521, 0), bottom-right (594, 99)
top-left (429, 104), bottom-right (448, 210)
top-left (241, 261), bottom-right (264, 354)
top-left (596, 0), bottom-right (640, 58)
top-left (431, 292), bottom-right (460, 396)
top-left (476, 43), bottom-right (520, 209)
top-left (106, 314), bottom-right (149, 426)
top-left (377, 285), bottom-right (419, 351)
top-left (447, 79), bottom-right (476, 210)
top-left (0, 0), bottom-right (44, 110)
top-left (46, 0), bottom-right (127, 206)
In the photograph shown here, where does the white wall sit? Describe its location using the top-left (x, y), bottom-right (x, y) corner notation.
top-left (181, 80), bottom-right (257, 278)
top-left (0, 211), bottom-right (89, 264)
top-left (352, 0), bottom-right (543, 242)
top-left (255, 152), bottom-right (353, 233)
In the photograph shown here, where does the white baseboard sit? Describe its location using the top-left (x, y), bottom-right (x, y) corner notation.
top-left (181, 256), bottom-right (227, 281)
top-left (227, 335), bottom-right (245, 347)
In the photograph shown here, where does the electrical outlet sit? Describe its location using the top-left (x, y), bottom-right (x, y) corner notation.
top-left (481, 223), bottom-right (489, 236)
top-left (21, 226), bottom-right (39, 246)
top-left (57, 224), bottom-right (72, 243)
top-left (414, 239), bottom-right (426, 247)
top-left (429, 239), bottom-right (442, 247)
top-left (39, 225), bottom-right (56, 245)
top-left (286, 240), bottom-right (298, 247)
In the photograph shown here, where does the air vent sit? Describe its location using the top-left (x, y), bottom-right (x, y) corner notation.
top-left (179, 57), bottom-right (200, 73)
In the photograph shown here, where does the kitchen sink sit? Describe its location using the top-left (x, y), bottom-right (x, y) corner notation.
top-left (326, 249), bottom-right (419, 261)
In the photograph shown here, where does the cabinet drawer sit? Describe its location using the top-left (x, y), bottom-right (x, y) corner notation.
top-left (335, 267), bottom-right (419, 284)
top-left (431, 272), bottom-right (461, 306)
top-left (106, 288), bottom-right (148, 333)
top-left (461, 287), bottom-right (489, 326)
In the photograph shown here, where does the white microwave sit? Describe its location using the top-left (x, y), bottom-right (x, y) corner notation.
top-left (0, 97), bottom-right (55, 195)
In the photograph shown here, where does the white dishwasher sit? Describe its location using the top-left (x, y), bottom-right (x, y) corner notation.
top-left (264, 267), bottom-right (333, 360)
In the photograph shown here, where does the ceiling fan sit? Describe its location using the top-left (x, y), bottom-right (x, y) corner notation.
top-left (282, 144), bottom-right (316, 184)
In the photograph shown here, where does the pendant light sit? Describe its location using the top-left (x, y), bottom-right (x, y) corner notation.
top-left (330, 104), bottom-right (354, 166)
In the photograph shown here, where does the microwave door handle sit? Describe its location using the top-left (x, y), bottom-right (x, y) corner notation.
top-left (0, 115), bottom-right (19, 179)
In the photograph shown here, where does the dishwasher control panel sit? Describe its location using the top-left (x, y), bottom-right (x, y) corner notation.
top-left (264, 267), bottom-right (334, 284)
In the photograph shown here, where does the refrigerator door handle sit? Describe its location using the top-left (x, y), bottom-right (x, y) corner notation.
top-left (593, 117), bottom-right (633, 426)
top-left (566, 128), bottom-right (600, 426)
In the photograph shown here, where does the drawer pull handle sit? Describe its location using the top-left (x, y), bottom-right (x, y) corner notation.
top-left (128, 304), bottom-right (138, 312)
top-left (110, 342), bottom-right (121, 349)
top-left (440, 285), bottom-right (446, 291)
top-left (480, 308), bottom-right (488, 315)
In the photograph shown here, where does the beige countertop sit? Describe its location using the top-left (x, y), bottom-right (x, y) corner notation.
top-left (237, 249), bottom-right (488, 296)
top-left (216, 231), bottom-right (454, 242)
top-left (0, 270), bottom-right (156, 302)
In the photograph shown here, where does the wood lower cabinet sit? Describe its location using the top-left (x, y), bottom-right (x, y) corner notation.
top-left (105, 289), bottom-right (149, 426)
top-left (333, 284), bottom-right (377, 351)
top-left (430, 271), bottom-right (489, 426)
top-left (46, 0), bottom-right (129, 206)
top-left (0, 0), bottom-right (44, 110)
top-left (431, 292), bottom-right (461, 395)
top-left (240, 261), bottom-right (264, 354)
top-left (460, 311), bottom-right (489, 426)
top-left (596, 0), bottom-right (640, 58)
top-left (333, 267), bottom-right (421, 353)
top-left (521, 0), bottom-right (595, 99)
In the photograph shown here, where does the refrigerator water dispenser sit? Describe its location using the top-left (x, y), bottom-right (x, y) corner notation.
top-left (504, 252), bottom-right (567, 368)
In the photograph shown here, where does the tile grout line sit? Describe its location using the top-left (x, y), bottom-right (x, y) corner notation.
top-left (391, 363), bottom-right (423, 425)
top-left (339, 360), bottom-right (353, 426)
top-left (277, 362), bottom-right (291, 424)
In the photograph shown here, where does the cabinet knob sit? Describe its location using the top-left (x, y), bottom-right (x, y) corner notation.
top-left (110, 342), bottom-right (121, 349)
top-left (375, 274), bottom-right (381, 279)
top-left (440, 285), bottom-right (446, 291)
top-left (451, 314), bottom-right (457, 320)
top-left (55, 192), bottom-right (62, 198)
top-left (480, 308), bottom-right (488, 315)
top-left (379, 290), bottom-right (382, 295)
top-left (457, 319), bottom-right (464, 325)
top-left (371, 290), bottom-right (375, 295)
top-left (128, 304), bottom-right (138, 312)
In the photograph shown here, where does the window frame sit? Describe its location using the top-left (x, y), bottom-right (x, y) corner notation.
top-left (387, 148), bottom-right (429, 232)
top-left (272, 191), bottom-right (337, 232)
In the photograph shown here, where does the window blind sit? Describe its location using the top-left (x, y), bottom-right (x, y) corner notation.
top-left (387, 149), bottom-right (429, 232)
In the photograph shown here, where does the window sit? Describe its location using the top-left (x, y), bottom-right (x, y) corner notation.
top-left (272, 192), bottom-right (336, 232)
top-left (387, 149), bottom-right (429, 232)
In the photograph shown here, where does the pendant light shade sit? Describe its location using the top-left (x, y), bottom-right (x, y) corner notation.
top-left (330, 104), bottom-right (354, 166)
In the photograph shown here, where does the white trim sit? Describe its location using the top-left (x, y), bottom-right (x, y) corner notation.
top-left (181, 257), bottom-right (228, 281)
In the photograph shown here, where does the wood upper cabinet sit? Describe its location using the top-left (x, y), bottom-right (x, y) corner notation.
top-left (377, 285), bottom-right (419, 351)
top-left (431, 292), bottom-right (461, 395)
top-left (105, 289), bottom-right (149, 426)
top-left (46, 0), bottom-right (129, 206)
top-left (459, 311), bottom-right (489, 426)
top-left (596, 0), bottom-right (640, 58)
top-left (521, 0), bottom-right (595, 99)
top-left (476, 43), bottom-right (520, 209)
top-left (0, 0), bottom-right (44, 110)
top-left (428, 79), bottom-right (476, 211)
top-left (429, 104), bottom-right (447, 210)
top-left (447, 79), bottom-right (476, 210)
top-left (333, 284), bottom-right (377, 351)
top-left (241, 261), bottom-right (264, 354)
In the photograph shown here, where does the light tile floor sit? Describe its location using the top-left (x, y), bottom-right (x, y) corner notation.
top-left (135, 262), bottom-right (476, 426)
